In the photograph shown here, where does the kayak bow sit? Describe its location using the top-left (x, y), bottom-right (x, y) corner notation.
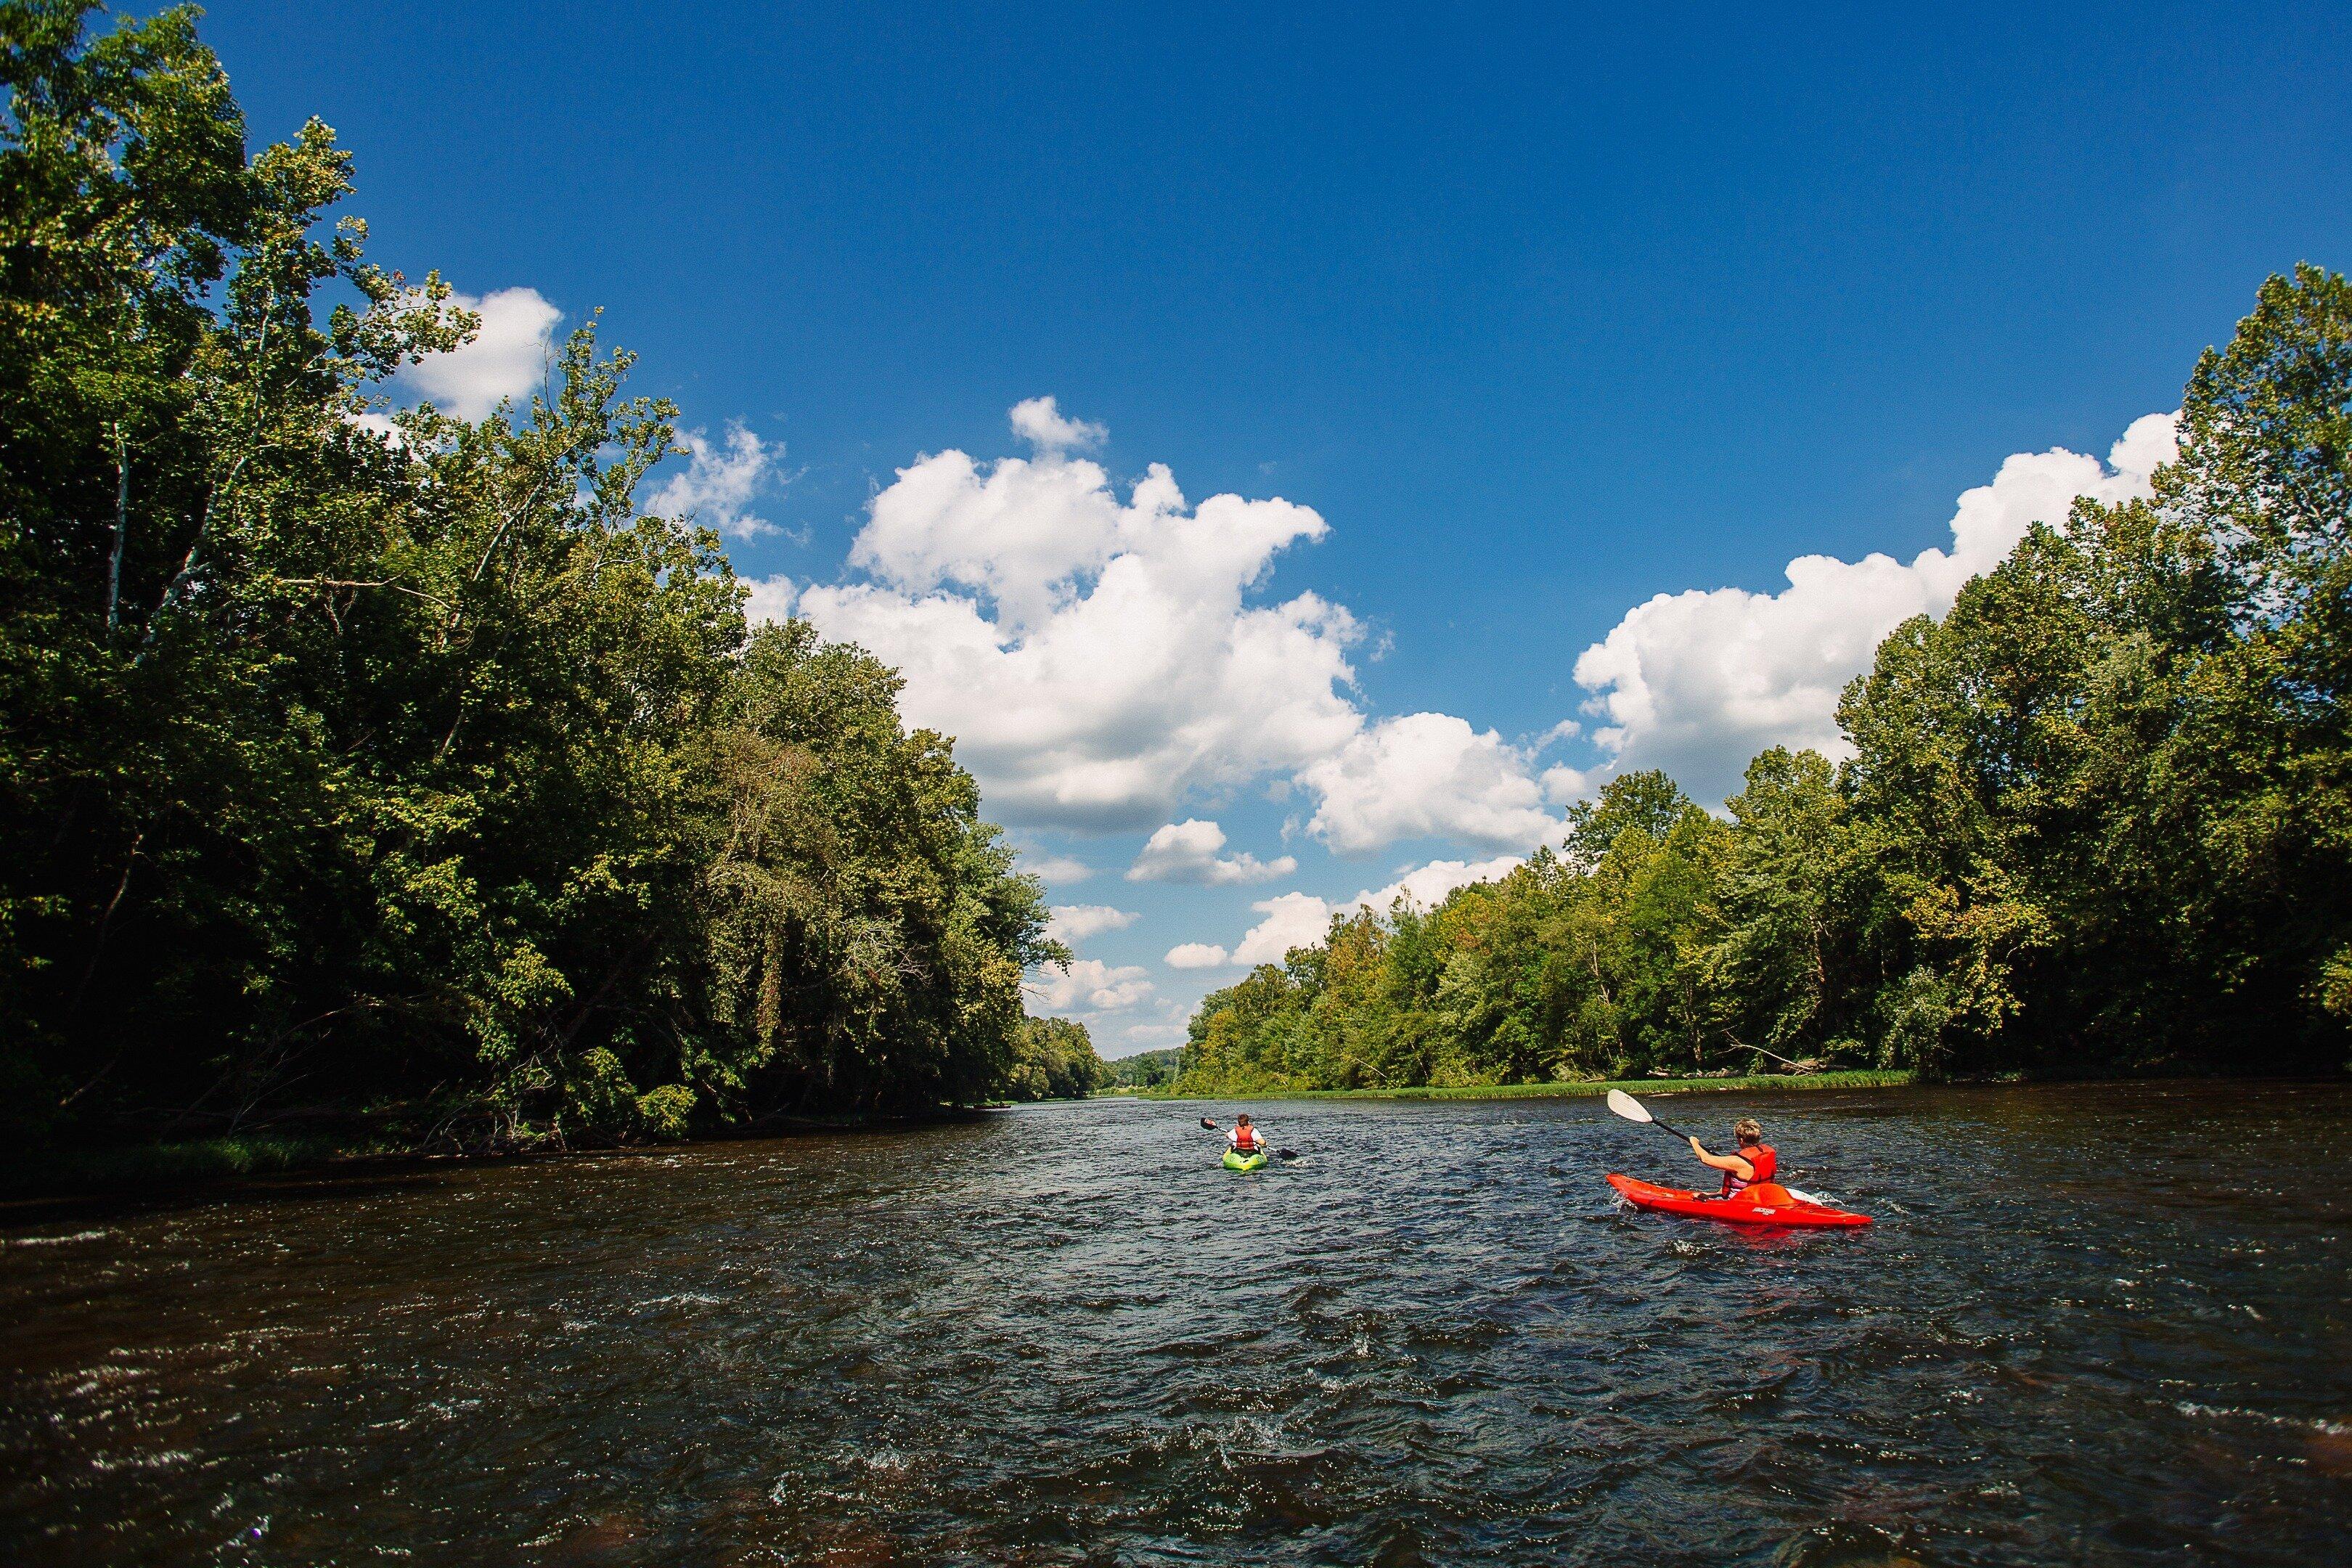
top-left (1606, 1172), bottom-right (1870, 1228)
top-left (1222, 1148), bottom-right (1269, 1172)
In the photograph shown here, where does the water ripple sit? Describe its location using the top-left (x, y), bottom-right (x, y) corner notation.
top-left (1, 1085), bottom-right (2348, 1564)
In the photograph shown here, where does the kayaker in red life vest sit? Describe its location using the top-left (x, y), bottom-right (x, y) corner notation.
top-left (1689, 1117), bottom-right (1777, 1199)
top-left (1228, 1115), bottom-right (1267, 1156)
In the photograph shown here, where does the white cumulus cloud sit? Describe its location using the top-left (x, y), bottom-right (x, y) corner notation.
top-left (1026, 855), bottom-right (1096, 887)
top-left (1299, 713), bottom-right (1561, 854)
top-left (1029, 958), bottom-right (1155, 1011)
top-left (1230, 891), bottom-right (1338, 968)
top-left (1018, 851), bottom-right (1096, 886)
top-left (1221, 854), bottom-right (1524, 968)
top-left (1046, 905), bottom-right (1138, 944)
top-left (1164, 942), bottom-right (1231, 969)
top-left (743, 573), bottom-right (798, 628)
top-left (1127, 820), bottom-right (1297, 885)
top-left (1377, 853), bottom-right (1528, 911)
top-left (766, 400), bottom-right (1577, 852)
top-left (650, 422), bottom-right (781, 539)
top-left (1009, 394), bottom-right (1108, 453)
top-left (1569, 413), bottom-right (2179, 804)
top-left (393, 287), bottom-right (562, 421)
top-left (785, 406), bottom-right (1368, 830)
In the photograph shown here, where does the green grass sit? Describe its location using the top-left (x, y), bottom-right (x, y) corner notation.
top-left (1130, 1069), bottom-right (1916, 1103)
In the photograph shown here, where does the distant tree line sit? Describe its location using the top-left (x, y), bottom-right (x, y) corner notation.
top-left (1180, 266), bottom-right (2352, 1093)
top-left (0, 4), bottom-right (1087, 1152)
top-left (1106, 1048), bottom-right (1181, 1090)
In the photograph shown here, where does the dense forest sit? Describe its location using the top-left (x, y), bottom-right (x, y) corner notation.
top-left (0, 4), bottom-right (1098, 1154)
top-left (1180, 266), bottom-right (2352, 1093)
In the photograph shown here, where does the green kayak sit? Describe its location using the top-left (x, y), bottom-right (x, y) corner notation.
top-left (1222, 1148), bottom-right (1268, 1172)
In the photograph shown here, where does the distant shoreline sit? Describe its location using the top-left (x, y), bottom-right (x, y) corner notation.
top-left (1103, 1069), bottom-right (1920, 1102)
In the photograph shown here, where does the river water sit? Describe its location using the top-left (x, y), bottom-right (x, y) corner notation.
top-left (1, 1084), bottom-right (2348, 1566)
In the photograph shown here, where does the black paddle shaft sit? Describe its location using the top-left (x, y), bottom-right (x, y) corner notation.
top-left (1643, 1114), bottom-right (1696, 1144)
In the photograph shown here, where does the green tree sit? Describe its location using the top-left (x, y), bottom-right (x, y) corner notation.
top-left (1702, 748), bottom-right (1879, 1068)
top-left (0, 4), bottom-right (1066, 1150)
top-left (1001, 1016), bottom-right (1108, 1101)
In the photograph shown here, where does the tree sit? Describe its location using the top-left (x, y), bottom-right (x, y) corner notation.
top-left (0, 4), bottom-right (1066, 1148)
top-left (1001, 1016), bottom-right (1108, 1101)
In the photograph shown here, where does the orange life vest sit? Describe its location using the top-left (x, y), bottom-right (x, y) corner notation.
top-left (1233, 1126), bottom-right (1264, 1152)
top-left (1722, 1141), bottom-right (1777, 1197)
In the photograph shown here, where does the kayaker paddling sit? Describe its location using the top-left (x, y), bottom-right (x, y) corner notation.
top-left (1604, 1090), bottom-right (1871, 1225)
top-left (1688, 1116), bottom-right (1777, 1199)
top-left (1200, 1114), bottom-right (1291, 1169)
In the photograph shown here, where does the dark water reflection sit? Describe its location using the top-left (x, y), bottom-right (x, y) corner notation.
top-left (3, 1084), bottom-right (2349, 1566)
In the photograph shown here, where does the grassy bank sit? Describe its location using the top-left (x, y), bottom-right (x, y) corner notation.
top-left (1131, 1069), bottom-right (1919, 1103)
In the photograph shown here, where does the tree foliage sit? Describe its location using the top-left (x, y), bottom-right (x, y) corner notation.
top-left (1182, 266), bottom-right (2352, 1093)
top-left (1000, 1016), bottom-right (1109, 1102)
top-left (0, 4), bottom-right (1061, 1148)
top-left (1103, 1047), bottom-right (1180, 1090)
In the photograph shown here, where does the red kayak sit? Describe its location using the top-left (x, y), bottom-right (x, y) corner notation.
top-left (1606, 1172), bottom-right (1872, 1228)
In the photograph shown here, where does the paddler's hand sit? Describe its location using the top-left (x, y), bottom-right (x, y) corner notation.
top-left (1688, 1135), bottom-right (1706, 1158)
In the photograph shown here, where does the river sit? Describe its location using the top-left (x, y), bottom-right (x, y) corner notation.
top-left (1, 1083), bottom-right (2347, 1566)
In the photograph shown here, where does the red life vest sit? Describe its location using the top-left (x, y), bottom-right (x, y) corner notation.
top-left (1232, 1126), bottom-right (1264, 1153)
top-left (1722, 1142), bottom-right (1777, 1197)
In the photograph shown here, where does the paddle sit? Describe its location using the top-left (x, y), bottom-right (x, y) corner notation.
top-left (1201, 1116), bottom-right (1299, 1161)
top-left (1604, 1090), bottom-right (1830, 1205)
top-left (1604, 1088), bottom-right (1694, 1143)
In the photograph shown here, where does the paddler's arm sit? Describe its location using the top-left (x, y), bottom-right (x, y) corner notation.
top-left (1688, 1137), bottom-right (1755, 1182)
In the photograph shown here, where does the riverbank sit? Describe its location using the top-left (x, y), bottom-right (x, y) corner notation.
top-left (0, 1131), bottom-right (396, 1206)
top-left (0, 1103), bottom-right (1037, 1207)
top-left (1121, 1069), bottom-right (1919, 1102)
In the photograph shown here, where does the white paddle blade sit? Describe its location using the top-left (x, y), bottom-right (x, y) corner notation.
top-left (1606, 1089), bottom-right (1652, 1124)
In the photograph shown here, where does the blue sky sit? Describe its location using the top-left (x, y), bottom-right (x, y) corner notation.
top-left (209, 1), bottom-right (2351, 1053)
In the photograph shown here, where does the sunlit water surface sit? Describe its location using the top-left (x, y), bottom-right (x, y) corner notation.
top-left (3, 1084), bottom-right (2349, 1566)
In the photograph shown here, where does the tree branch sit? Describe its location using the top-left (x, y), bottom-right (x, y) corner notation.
top-left (279, 576), bottom-right (452, 608)
top-left (105, 428), bottom-right (128, 632)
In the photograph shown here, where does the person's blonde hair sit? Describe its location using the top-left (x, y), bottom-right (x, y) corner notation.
top-left (1733, 1118), bottom-right (1763, 1146)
